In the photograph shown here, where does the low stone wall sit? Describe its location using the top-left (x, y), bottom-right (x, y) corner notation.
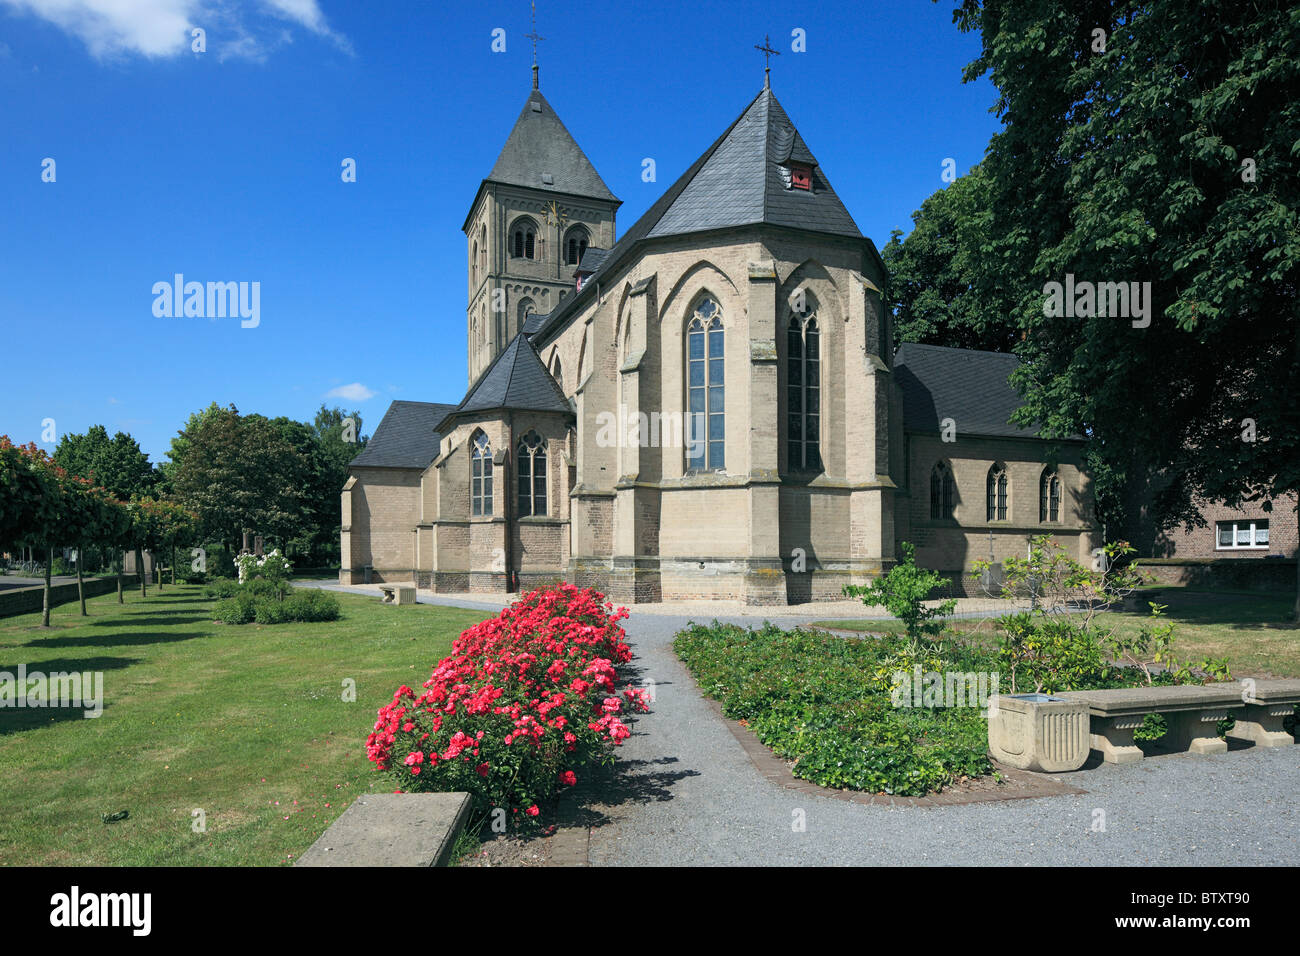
top-left (0, 575), bottom-right (141, 618)
top-left (1140, 558), bottom-right (1296, 594)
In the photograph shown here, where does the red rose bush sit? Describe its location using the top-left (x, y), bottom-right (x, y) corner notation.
top-left (366, 583), bottom-right (649, 826)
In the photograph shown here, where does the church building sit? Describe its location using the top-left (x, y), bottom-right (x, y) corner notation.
top-left (340, 66), bottom-right (1099, 604)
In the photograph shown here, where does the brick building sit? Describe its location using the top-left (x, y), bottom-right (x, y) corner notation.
top-left (340, 73), bottom-right (1099, 604)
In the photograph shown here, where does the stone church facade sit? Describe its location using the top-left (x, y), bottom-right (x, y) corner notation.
top-left (340, 76), bottom-right (1099, 604)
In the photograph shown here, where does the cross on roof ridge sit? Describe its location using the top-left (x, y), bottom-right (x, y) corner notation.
top-left (755, 34), bottom-right (780, 88)
top-left (525, 1), bottom-right (545, 89)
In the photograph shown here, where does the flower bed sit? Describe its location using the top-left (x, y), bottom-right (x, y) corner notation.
top-left (366, 584), bottom-right (649, 828)
top-left (676, 622), bottom-right (994, 796)
top-left (674, 618), bottom-right (1232, 797)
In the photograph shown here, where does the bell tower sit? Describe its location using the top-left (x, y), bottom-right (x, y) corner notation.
top-left (462, 55), bottom-right (620, 383)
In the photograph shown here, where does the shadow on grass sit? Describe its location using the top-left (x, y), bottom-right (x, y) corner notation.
top-left (1117, 589), bottom-right (1297, 631)
top-left (88, 615), bottom-right (207, 628)
top-left (23, 631), bottom-right (206, 649)
top-left (0, 655), bottom-right (138, 734)
top-left (0, 704), bottom-right (111, 734)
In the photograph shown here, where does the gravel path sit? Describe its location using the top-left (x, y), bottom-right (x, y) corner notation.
top-left (299, 583), bottom-right (1299, 865)
top-left (587, 613), bottom-right (1300, 866)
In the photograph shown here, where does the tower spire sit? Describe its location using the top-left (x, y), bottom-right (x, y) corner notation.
top-left (755, 34), bottom-right (780, 89)
top-left (525, 2), bottom-right (545, 90)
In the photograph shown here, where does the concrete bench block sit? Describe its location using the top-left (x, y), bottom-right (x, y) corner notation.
top-left (988, 694), bottom-right (1090, 772)
top-left (1164, 707), bottom-right (1231, 755)
top-left (295, 792), bottom-right (472, 867)
top-left (380, 585), bottom-right (417, 606)
top-left (1231, 679), bottom-right (1300, 747)
top-left (1229, 702), bottom-right (1297, 747)
top-left (1088, 715), bottom-right (1146, 764)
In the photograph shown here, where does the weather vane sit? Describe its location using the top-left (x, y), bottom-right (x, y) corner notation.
top-left (755, 34), bottom-right (780, 88)
top-left (525, 1), bottom-right (545, 90)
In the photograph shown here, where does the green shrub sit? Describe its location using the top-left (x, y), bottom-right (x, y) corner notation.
top-left (842, 542), bottom-right (955, 646)
top-left (253, 590), bottom-right (340, 624)
top-left (213, 593), bottom-right (257, 624)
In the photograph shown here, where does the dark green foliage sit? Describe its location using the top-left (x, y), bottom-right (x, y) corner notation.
top-left (674, 622), bottom-right (995, 796)
top-left (52, 426), bottom-right (156, 499)
top-left (253, 589), bottom-right (340, 624)
top-left (209, 582), bottom-right (339, 624)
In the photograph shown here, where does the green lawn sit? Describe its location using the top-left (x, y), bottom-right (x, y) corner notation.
top-left (0, 583), bottom-right (489, 865)
top-left (815, 588), bottom-right (1300, 678)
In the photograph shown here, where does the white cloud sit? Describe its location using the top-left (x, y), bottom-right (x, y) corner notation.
top-left (107, 396), bottom-right (121, 404)
top-left (0, 0), bottom-right (200, 58)
top-left (0, 0), bottom-right (349, 60)
top-left (326, 382), bottom-right (376, 401)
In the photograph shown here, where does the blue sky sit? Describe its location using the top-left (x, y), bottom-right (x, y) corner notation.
top-left (0, 0), bottom-right (999, 464)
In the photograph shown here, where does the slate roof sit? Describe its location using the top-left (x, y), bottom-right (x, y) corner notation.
top-left (527, 86), bottom-right (870, 346)
top-left (893, 342), bottom-right (1078, 440)
top-left (484, 89), bottom-right (618, 202)
top-left (575, 247), bottom-right (608, 275)
top-left (349, 401), bottom-right (458, 470)
top-left (437, 333), bottom-right (571, 431)
top-left (647, 87), bottom-right (861, 240)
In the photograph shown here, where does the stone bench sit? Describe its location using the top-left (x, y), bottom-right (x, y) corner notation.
top-left (295, 792), bottom-right (472, 867)
top-left (379, 584), bottom-right (417, 605)
top-left (1059, 681), bottom-right (1300, 764)
top-left (1231, 678), bottom-right (1300, 748)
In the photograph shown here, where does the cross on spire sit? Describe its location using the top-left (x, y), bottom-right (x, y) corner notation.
top-left (525, 1), bottom-right (545, 90)
top-left (755, 34), bottom-right (780, 88)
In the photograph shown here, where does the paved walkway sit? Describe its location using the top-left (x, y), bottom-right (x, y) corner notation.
top-left (587, 612), bottom-right (1299, 866)
top-left (299, 581), bottom-right (1021, 622)
top-left (300, 583), bottom-right (1300, 865)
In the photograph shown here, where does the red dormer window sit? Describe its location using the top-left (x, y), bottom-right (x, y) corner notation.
top-left (790, 164), bottom-right (812, 190)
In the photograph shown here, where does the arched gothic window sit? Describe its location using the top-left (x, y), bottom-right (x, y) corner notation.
top-left (686, 296), bottom-right (724, 471)
top-left (1040, 468), bottom-right (1061, 523)
top-left (931, 462), bottom-right (956, 520)
top-left (517, 431), bottom-right (547, 517)
top-left (471, 432), bottom-right (493, 517)
top-left (787, 309), bottom-right (821, 471)
top-left (511, 218), bottom-right (537, 259)
top-left (517, 297), bottom-right (535, 337)
top-left (987, 463), bottom-right (1008, 521)
top-left (564, 227), bottom-right (589, 266)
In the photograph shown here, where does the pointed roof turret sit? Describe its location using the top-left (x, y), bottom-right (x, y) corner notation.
top-left (437, 333), bottom-right (571, 432)
top-left (484, 89), bottom-right (618, 203)
top-left (646, 86), bottom-right (861, 240)
top-left (526, 86), bottom-right (874, 345)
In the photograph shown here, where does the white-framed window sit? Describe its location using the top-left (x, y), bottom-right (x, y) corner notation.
top-left (786, 309), bottom-right (821, 472)
top-left (1040, 468), bottom-right (1061, 523)
top-left (471, 431), bottom-right (493, 516)
top-left (986, 463), bottom-right (1008, 521)
top-left (686, 296), bottom-right (724, 471)
top-left (517, 431), bottom-right (547, 517)
top-left (1216, 519), bottom-right (1269, 550)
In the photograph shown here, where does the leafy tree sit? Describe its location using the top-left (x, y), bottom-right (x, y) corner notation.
top-left (843, 542), bottom-right (957, 646)
top-left (156, 402), bottom-right (228, 494)
top-left (169, 406), bottom-right (310, 555)
top-left (951, 0), bottom-right (1300, 617)
top-left (7, 445), bottom-right (71, 626)
top-left (60, 477), bottom-right (112, 615)
top-left (883, 164), bottom-right (1020, 352)
top-left (52, 425), bottom-right (156, 499)
top-left (0, 437), bottom-right (45, 553)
